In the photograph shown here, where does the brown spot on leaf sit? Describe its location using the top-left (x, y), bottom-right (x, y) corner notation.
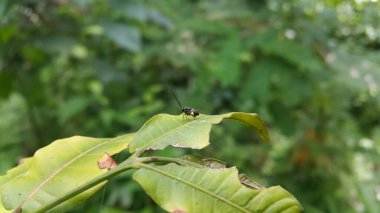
top-left (97, 152), bottom-right (117, 170)
top-left (18, 158), bottom-right (27, 165)
top-left (171, 143), bottom-right (191, 148)
top-left (172, 210), bottom-right (187, 213)
top-left (239, 173), bottom-right (265, 190)
top-left (202, 158), bottom-right (227, 169)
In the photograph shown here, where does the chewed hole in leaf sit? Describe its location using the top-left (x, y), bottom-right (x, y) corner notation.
top-left (202, 158), bottom-right (227, 169)
top-left (238, 173), bottom-right (265, 190)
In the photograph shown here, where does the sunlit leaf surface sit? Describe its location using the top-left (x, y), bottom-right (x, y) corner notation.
top-left (129, 112), bottom-right (269, 152)
top-left (134, 163), bottom-right (302, 213)
top-left (0, 134), bottom-right (133, 213)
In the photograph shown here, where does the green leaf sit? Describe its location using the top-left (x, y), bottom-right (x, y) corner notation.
top-left (0, 71), bottom-right (12, 99)
top-left (0, 134), bottom-right (134, 212)
top-left (102, 22), bottom-right (141, 52)
top-left (0, 158), bottom-right (32, 190)
top-left (247, 29), bottom-right (322, 72)
top-left (241, 59), bottom-right (273, 105)
top-left (34, 36), bottom-right (76, 54)
top-left (260, 39), bottom-right (322, 72)
top-left (129, 112), bottom-right (269, 153)
top-left (0, 200), bottom-right (9, 212)
top-left (111, 0), bottom-right (148, 22)
top-left (58, 96), bottom-right (91, 124)
top-left (0, 0), bottom-right (7, 16)
top-left (0, 158), bottom-right (32, 212)
top-left (133, 163), bottom-right (302, 213)
top-left (213, 33), bottom-right (242, 86)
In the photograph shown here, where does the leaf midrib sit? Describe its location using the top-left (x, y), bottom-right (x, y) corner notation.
top-left (139, 164), bottom-right (251, 213)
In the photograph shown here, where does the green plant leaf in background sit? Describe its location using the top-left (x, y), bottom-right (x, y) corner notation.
top-left (133, 163), bottom-right (302, 213)
top-left (0, 71), bottom-right (12, 99)
top-left (0, 134), bottom-right (134, 213)
top-left (213, 32), bottom-right (242, 86)
top-left (257, 37), bottom-right (322, 72)
top-left (1, 1), bottom-right (379, 212)
top-left (129, 112), bottom-right (269, 153)
top-left (0, 0), bottom-right (7, 16)
top-left (111, 0), bottom-right (148, 22)
top-left (101, 22), bottom-right (141, 52)
top-left (58, 96), bottom-right (91, 124)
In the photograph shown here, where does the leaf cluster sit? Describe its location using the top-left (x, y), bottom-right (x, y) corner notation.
top-left (1, 112), bottom-right (302, 213)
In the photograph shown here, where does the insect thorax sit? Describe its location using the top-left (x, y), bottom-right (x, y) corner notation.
top-left (182, 107), bottom-right (193, 113)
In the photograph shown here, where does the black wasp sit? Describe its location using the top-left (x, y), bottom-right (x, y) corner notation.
top-left (170, 90), bottom-right (200, 119)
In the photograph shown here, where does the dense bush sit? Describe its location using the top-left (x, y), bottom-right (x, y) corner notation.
top-left (0, 0), bottom-right (379, 212)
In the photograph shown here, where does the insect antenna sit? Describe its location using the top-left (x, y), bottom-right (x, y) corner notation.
top-left (169, 89), bottom-right (183, 109)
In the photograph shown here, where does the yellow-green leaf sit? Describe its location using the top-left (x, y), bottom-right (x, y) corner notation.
top-left (0, 134), bottom-right (133, 213)
top-left (0, 158), bottom-right (32, 213)
top-left (129, 112), bottom-right (269, 152)
top-left (133, 163), bottom-right (302, 213)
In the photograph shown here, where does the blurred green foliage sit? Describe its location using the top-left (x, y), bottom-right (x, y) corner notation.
top-left (1, 0), bottom-right (380, 212)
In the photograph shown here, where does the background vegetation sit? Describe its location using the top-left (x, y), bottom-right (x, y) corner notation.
top-left (1, 0), bottom-right (379, 212)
